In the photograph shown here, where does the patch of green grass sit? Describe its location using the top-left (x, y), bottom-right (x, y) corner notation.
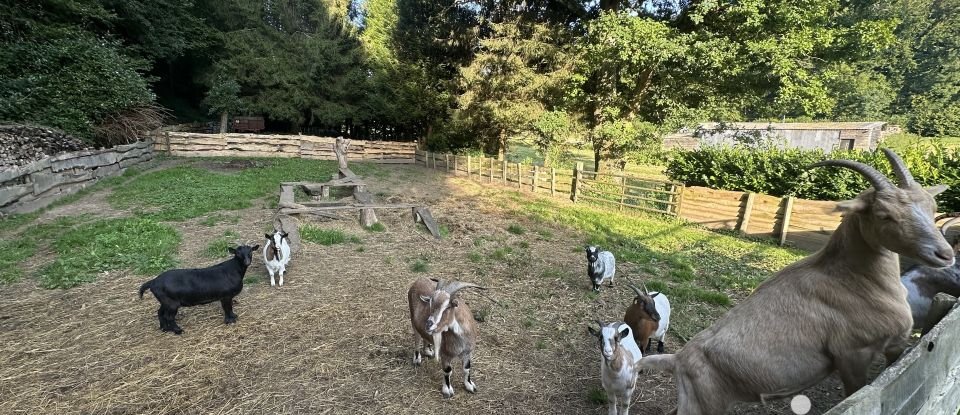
top-left (516, 241), bottom-right (530, 249)
top-left (587, 387), bottom-right (608, 405)
top-left (411, 259), bottom-right (429, 273)
top-left (204, 230), bottom-right (240, 258)
top-left (439, 224), bottom-right (450, 238)
top-left (0, 238), bottom-right (38, 283)
top-left (199, 213), bottom-right (241, 227)
top-left (365, 222), bottom-right (387, 232)
top-left (355, 246), bottom-right (366, 252)
top-left (109, 158), bottom-right (337, 221)
top-left (243, 276), bottom-right (260, 285)
top-left (535, 339), bottom-right (548, 350)
top-left (521, 316), bottom-right (536, 328)
top-left (536, 228), bottom-right (553, 240)
top-left (507, 224), bottom-right (526, 235)
top-left (38, 218), bottom-right (181, 289)
top-left (300, 226), bottom-right (355, 245)
top-left (468, 251), bottom-right (484, 263)
top-left (0, 212), bottom-right (40, 234)
top-left (489, 246), bottom-right (514, 261)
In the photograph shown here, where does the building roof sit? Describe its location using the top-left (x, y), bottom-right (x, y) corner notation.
top-left (697, 121), bottom-right (887, 131)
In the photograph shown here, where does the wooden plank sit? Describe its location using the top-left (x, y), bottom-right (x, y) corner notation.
top-left (738, 192), bottom-right (756, 233)
top-left (413, 206), bottom-right (441, 239)
top-left (572, 162), bottom-right (583, 202)
top-left (779, 196), bottom-right (795, 245)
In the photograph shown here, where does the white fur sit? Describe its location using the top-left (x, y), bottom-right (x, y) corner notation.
top-left (598, 323), bottom-right (642, 415)
top-left (264, 231), bottom-right (291, 286)
top-left (650, 292), bottom-right (671, 341)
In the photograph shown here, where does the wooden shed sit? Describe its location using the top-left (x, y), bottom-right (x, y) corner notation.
top-left (664, 121), bottom-right (892, 152)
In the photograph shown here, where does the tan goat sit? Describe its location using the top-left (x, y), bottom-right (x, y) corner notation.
top-left (636, 149), bottom-right (955, 414)
top-left (408, 277), bottom-right (485, 398)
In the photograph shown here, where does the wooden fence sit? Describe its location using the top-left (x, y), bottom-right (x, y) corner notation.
top-left (153, 132), bottom-right (417, 162)
top-left (414, 150), bottom-right (889, 253)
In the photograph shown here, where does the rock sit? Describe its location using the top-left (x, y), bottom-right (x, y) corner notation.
top-left (0, 124), bottom-right (91, 171)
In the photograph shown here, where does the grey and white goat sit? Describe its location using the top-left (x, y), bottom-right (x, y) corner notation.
top-left (588, 320), bottom-right (644, 415)
top-left (263, 230), bottom-right (291, 287)
top-left (408, 277), bottom-right (486, 398)
top-left (586, 246), bottom-right (616, 291)
top-left (902, 214), bottom-right (960, 329)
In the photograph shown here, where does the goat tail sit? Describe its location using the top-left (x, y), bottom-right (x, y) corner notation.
top-left (138, 281), bottom-right (152, 299)
top-left (635, 354), bottom-right (676, 374)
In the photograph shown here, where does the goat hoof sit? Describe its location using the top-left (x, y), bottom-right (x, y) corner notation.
top-left (172, 328), bottom-right (183, 335)
top-left (225, 315), bottom-right (237, 324)
top-left (465, 382), bottom-right (477, 393)
top-left (441, 388), bottom-right (454, 399)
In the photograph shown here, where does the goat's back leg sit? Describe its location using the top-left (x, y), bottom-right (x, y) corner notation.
top-left (268, 267), bottom-right (276, 286)
top-left (221, 297), bottom-right (237, 324)
top-left (646, 338), bottom-right (653, 353)
top-left (462, 352), bottom-right (477, 393)
top-left (607, 394), bottom-right (618, 415)
top-left (677, 368), bottom-right (734, 415)
top-left (441, 356), bottom-right (455, 398)
top-left (657, 339), bottom-right (665, 354)
top-left (165, 305), bottom-right (183, 335)
top-left (278, 265), bottom-right (285, 287)
top-left (157, 305), bottom-right (170, 331)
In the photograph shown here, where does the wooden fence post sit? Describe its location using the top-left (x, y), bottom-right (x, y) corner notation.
top-left (490, 158), bottom-right (494, 182)
top-left (739, 192), bottom-right (756, 233)
top-left (467, 154), bottom-right (471, 177)
top-left (619, 178), bottom-right (627, 211)
top-left (532, 166), bottom-right (539, 192)
top-left (165, 131), bottom-right (172, 154)
top-left (517, 163), bottom-right (523, 190)
top-left (502, 161), bottom-right (507, 185)
top-left (779, 196), bottom-right (795, 246)
top-left (445, 154), bottom-right (450, 172)
top-left (432, 152), bottom-right (437, 169)
top-left (550, 168), bottom-right (556, 196)
top-left (454, 155), bottom-right (458, 175)
top-left (572, 162), bottom-right (583, 203)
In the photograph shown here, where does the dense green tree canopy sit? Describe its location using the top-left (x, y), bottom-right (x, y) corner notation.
top-left (0, 0), bottom-right (957, 159)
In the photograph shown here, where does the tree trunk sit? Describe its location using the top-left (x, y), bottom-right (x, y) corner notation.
top-left (498, 129), bottom-right (507, 161)
top-left (219, 112), bottom-right (228, 133)
top-left (594, 147), bottom-right (602, 174)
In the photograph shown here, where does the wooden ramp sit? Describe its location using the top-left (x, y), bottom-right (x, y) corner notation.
top-left (413, 206), bottom-right (441, 239)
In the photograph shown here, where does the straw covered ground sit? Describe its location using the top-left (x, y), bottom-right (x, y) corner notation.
top-left (0, 158), bottom-right (850, 414)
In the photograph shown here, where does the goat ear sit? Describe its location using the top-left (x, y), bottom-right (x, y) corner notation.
top-left (650, 292), bottom-right (660, 298)
top-left (419, 295), bottom-right (431, 303)
top-left (251, 244), bottom-right (259, 251)
top-left (228, 247), bottom-right (237, 255)
top-left (835, 198), bottom-right (868, 213)
top-left (587, 326), bottom-right (600, 337)
top-left (925, 184), bottom-right (948, 196)
top-left (282, 232), bottom-right (289, 238)
top-left (265, 233), bottom-right (272, 240)
top-left (618, 326), bottom-right (630, 340)
top-left (450, 299), bottom-right (459, 308)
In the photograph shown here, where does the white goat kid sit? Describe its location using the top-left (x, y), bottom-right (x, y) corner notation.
top-left (263, 230), bottom-right (291, 286)
top-left (588, 321), bottom-right (643, 415)
top-left (586, 246), bottom-right (616, 291)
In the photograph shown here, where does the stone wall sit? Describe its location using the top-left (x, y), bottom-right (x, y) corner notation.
top-left (0, 140), bottom-right (154, 214)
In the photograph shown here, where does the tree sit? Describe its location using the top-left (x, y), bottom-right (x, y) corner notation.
top-left (202, 78), bottom-right (243, 133)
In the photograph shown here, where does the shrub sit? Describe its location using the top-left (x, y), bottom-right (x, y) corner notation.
top-left (665, 142), bottom-right (960, 212)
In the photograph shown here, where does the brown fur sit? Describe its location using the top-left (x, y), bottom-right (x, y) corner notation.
top-left (636, 153), bottom-right (954, 414)
top-left (624, 295), bottom-right (659, 347)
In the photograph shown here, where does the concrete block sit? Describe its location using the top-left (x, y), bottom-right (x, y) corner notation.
top-left (0, 184), bottom-right (32, 207)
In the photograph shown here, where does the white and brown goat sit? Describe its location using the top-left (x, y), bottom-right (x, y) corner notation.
top-left (623, 283), bottom-right (671, 354)
top-left (902, 213), bottom-right (960, 329)
top-left (263, 230), bottom-right (291, 287)
top-left (635, 149), bottom-right (955, 414)
top-left (408, 277), bottom-right (485, 398)
top-left (588, 320), bottom-right (644, 415)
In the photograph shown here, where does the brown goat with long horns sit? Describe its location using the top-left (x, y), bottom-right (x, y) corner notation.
top-left (408, 277), bottom-right (486, 398)
top-left (636, 149), bottom-right (954, 414)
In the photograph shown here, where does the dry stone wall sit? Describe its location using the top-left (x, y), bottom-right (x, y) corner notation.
top-left (0, 140), bottom-right (154, 214)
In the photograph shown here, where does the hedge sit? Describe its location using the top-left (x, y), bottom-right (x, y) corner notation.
top-left (664, 142), bottom-right (960, 212)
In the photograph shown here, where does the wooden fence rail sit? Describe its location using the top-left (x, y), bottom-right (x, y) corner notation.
top-left (414, 150), bottom-right (957, 257)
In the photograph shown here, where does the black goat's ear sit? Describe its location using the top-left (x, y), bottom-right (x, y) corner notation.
top-left (618, 326), bottom-right (630, 340)
top-left (282, 232), bottom-right (289, 238)
top-left (251, 244), bottom-right (260, 251)
top-left (265, 233), bottom-right (272, 240)
top-left (650, 292), bottom-right (660, 298)
top-left (228, 247), bottom-right (237, 255)
top-left (587, 326), bottom-right (600, 338)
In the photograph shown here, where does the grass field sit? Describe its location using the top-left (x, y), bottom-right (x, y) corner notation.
top-left (0, 156), bottom-right (841, 414)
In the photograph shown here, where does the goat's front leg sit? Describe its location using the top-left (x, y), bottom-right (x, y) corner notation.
top-left (607, 393), bottom-right (618, 415)
top-left (441, 356), bottom-right (455, 398)
top-left (221, 297), bottom-right (237, 324)
top-left (463, 353), bottom-right (477, 393)
top-left (412, 332), bottom-right (424, 366)
top-left (278, 265), bottom-right (285, 287)
top-left (268, 267), bottom-right (276, 287)
top-left (836, 348), bottom-right (874, 396)
top-left (431, 332), bottom-right (442, 361)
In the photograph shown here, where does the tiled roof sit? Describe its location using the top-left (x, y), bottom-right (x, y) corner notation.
top-left (697, 121), bottom-right (887, 131)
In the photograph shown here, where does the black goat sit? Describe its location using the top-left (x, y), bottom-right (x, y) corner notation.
top-left (139, 244), bottom-right (259, 335)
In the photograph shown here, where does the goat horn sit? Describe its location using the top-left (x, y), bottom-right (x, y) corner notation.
top-left (595, 319), bottom-right (604, 329)
top-left (881, 148), bottom-right (915, 187)
top-left (807, 159), bottom-right (891, 191)
top-left (941, 216), bottom-right (960, 236)
top-left (627, 283), bottom-right (644, 297)
top-left (442, 281), bottom-right (486, 295)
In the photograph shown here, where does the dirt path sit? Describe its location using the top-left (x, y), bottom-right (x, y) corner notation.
top-left (0, 162), bottom-right (847, 414)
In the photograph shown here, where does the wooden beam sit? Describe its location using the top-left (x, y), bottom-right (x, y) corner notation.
top-left (739, 192), bottom-right (756, 233)
top-left (413, 206), bottom-right (441, 239)
top-left (779, 196), bottom-right (795, 246)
